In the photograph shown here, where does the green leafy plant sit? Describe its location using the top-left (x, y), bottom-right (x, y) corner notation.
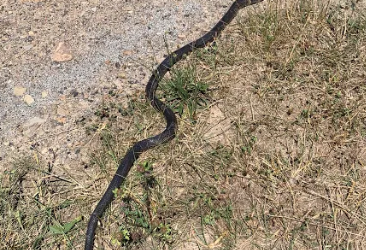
top-left (161, 66), bottom-right (210, 120)
top-left (154, 223), bottom-right (172, 242)
top-left (49, 215), bottom-right (83, 235)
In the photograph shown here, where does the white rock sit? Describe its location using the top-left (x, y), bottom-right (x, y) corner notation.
top-left (24, 95), bottom-right (35, 105)
top-left (14, 86), bottom-right (26, 96)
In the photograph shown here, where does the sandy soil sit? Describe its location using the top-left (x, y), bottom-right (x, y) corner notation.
top-left (0, 0), bottom-right (237, 170)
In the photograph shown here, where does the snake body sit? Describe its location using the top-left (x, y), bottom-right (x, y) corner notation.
top-left (85, 0), bottom-right (263, 249)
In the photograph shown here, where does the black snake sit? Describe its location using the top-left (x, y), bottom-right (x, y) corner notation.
top-left (85, 0), bottom-right (264, 249)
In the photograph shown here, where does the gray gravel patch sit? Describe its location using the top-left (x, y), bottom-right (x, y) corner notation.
top-left (0, 0), bottom-right (254, 169)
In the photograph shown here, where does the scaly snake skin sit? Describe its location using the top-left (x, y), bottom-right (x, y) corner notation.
top-left (85, 0), bottom-right (264, 249)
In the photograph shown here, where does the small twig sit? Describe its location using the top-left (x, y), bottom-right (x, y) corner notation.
top-left (249, 94), bottom-right (255, 122)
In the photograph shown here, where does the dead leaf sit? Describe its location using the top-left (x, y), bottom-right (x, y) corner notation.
top-left (51, 42), bottom-right (73, 62)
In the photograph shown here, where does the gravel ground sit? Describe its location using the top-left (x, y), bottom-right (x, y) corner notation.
top-left (0, 0), bottom-right (236, 169)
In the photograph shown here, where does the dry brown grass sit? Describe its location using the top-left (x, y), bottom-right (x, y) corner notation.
top-left (1, 0), bottom-right (366, 249)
